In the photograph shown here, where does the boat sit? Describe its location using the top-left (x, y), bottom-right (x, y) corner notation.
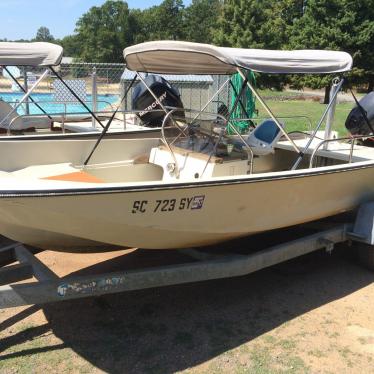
top-left (0, 40), bottom-right (372, 253)
top-left (0, 42), bottom-right (169, 140)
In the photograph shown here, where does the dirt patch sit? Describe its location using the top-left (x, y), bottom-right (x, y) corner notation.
top-left (1, 243), bottom-right (374, 374)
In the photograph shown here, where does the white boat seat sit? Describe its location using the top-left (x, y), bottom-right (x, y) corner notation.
top-left (0, 100), bottom-right (52, 131)
top-left (247, 119), bottom-right (283, 155)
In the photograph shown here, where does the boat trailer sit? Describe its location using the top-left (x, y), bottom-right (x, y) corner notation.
top-left (1, 203), bottom-right (374, 309)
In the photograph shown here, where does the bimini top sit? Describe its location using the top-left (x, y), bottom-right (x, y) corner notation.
top-left (0, 42), bottom-right (63, 67)
top-left (124, 41), bottom-right (353, 75)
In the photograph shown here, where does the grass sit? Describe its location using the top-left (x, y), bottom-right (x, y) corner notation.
top-left (257, 89), bottom-right (302, 99)
top-left (243, 342), bottom-right (309, 374)
top-left (307, 349), bottom-right (327, 358)
top-left (256, 99), bottom-right (354, 135)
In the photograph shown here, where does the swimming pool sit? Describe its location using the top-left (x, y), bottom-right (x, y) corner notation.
top-left (0, 92), bottom-right (119, 115)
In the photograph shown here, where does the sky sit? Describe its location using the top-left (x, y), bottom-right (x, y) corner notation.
top-left (0, 0), bottom-right (190, 41)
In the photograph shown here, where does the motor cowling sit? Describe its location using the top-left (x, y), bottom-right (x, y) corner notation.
top-left (131, 75), bottom-right (184, 127)
top-left (345, 91), bottom-right (374, 136)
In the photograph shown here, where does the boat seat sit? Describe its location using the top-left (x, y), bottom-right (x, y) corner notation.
top-left (247, 119), bottom-right (283, 155)
top-left (0, 100), bottom-right (52, 131)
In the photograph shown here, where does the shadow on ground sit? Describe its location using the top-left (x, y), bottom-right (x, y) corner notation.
top-left (2, 227), bottom-right (374, 373)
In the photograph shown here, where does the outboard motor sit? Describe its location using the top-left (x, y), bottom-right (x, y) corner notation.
top-left (132, 75), bottom-right (184, 127)
top-left (345, 91), bottom-right (374, 137)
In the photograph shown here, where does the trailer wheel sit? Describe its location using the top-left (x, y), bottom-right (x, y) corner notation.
top-left (357, 244), bottom-right (374, 271)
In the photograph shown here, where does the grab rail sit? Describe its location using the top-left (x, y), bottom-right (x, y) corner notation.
top-left (160, 108), bottom-right (254, 179)
top-left (226, 121), bottom-right (254, 175)
top-left (161, 109), bottom-right (182, 178)
top-left (309, 135), bottom-right (374, 168)
top-left (229, 115), bottom-right (313, 132)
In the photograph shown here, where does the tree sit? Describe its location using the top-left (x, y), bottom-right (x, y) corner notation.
top-left (213, 0), bottom-right (301, 89)
top-left (66, 0), bottom-right (221, 60)
top-left (35, 26), bottom-right (54, 42)
top-left (60, 35), bottom-right (81, 57)
top-left (289, 0), bottom-right (374, 95)
top-left (132, 0), bottom-right (185, 42)
top-left (152, 0), bottom-right (185, 40)
top-left (214, 0), bottom-right (285, 49)
top-left (184, 0), bottom-right (221, 44)
top-left (130, 7), bottom-right (160, 43)
top-left (74, 0), bottom-right (134, 62)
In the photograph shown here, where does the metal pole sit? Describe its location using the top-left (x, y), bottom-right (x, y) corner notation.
top-left (292, 78), bottom-right (344, 170)
top-left (190, 77), bottom-right (230, 123)
top-left (136, 71), bottom-right (187, 137)
top-left (0, 69), bottom-right (49, 128)
top-left (2, 66), bottom-right (52, 119)
top-left (91, 67), bottom-right (97, 128)
top-left (236, 68), bottom-right (301, 154)
top-left (83, 74), bottom-right (137, 166)
top-left (49, 66), bottom-right (105, 129)
top-left (122, 78), bottom-right (128, 130)
top-left (23, 68), bottom-right (30, 115)
top-left (323, 78), bottom-right (340, 150)
top-left (226, 122), bottom-right (254, 174)
top-left (136, 72), bottom-right (169, 114)
top-left (349, 138), bottom-right (356, 163)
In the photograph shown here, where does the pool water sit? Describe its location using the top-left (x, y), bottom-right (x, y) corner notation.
top-left (0, 92), bottom-right (119, 115)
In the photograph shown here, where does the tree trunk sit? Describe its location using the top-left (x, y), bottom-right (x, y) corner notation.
top-left (323, 84), bottom-right (331, 104)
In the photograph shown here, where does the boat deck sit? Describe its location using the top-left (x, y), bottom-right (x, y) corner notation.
top-left (277, 137), bottom-right (374, 163)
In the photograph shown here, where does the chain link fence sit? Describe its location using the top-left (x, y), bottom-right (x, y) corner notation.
top-left (0, 62), bottom-right (236, 118)
top-left (0, 63), bottom-right (125, 116)
top-left (0, 62), bottom-right (318, 132)
top-left (121, 71), bottom-right (231, 115)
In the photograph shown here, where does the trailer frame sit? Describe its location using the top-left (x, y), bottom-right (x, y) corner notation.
top-left (0, 223), bottom-right (352, 309)
top-left (3, 198), bottom-right (374, 310)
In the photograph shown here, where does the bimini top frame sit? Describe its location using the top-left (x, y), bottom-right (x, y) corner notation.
top-left (124, 40), bottom-right (353, 75)
top-left (124, 41), bottom-right (353, 168)
top-left (0, 42), bottom-right (111, 132)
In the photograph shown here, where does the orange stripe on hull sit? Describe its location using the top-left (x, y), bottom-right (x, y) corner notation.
top-left (43, 171), bottom-right (104, 183)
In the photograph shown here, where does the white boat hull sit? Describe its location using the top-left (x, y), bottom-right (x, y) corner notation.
top-left (0, 163), bottom-right (373, 251)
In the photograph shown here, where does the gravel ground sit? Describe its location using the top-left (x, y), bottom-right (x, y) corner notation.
top-left (0, 233), bottom-right (374, 374)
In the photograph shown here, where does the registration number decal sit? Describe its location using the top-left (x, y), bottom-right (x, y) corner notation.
top-left (131, 195), bottom-right (205, 214)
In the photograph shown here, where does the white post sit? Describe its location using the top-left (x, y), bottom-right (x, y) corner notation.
top-left (23, 68), bottom-right (30, 115)
top-left (92, 66), bottom-right (97, 128)
top-left (122, 79), bottom-right (127, 130)
top-left (323, 78), bottom-right (339, 150)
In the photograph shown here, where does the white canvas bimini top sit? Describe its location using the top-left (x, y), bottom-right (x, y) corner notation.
top-left (0, 42), bottom-right (63, 66)
top-left (124, 41), bottom-right (353, 75)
